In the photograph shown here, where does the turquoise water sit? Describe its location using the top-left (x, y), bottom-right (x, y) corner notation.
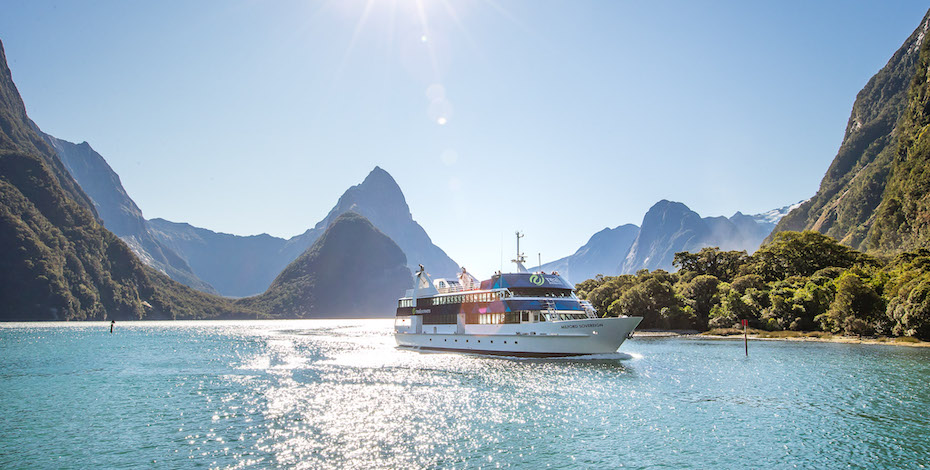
top-left (1, 320), bottom-right (929, 469)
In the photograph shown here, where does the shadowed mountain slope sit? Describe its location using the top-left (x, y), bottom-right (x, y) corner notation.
top-left (0, 39), bottom-right (255, 320)
top-left (44, 136), bottom-right (217, 294)
top-left (238, 212), bottom-right (411, 317)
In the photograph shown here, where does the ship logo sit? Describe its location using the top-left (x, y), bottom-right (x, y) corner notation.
top-left (529, 274), bottom-right (545, 286)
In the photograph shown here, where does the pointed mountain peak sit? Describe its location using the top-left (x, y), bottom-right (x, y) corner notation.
top-left (353, 166), bottom-right (407, 208)
top-left (362, 165), bottom-right (399, 187)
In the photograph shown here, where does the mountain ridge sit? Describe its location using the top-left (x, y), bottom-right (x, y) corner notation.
top-left (42, 134), bottom-right (218, 294)
top-left (238, 212), bottom-right (411, 317)
top-left (533, 199), bottom-right (792, 283)
top-left (769, 9), bottom-right (930, 249)
top-left (149, 166), bottom-right (459, 297)
top-left (0, 38), bottom-right (256, 321)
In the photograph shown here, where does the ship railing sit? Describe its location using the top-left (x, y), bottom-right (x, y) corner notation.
top-left (436, 285), bottom-right (466, 294)
top-left (436, 285), bottom-right (487, 294)
top-left (579, 300), bottom-right (598, 319)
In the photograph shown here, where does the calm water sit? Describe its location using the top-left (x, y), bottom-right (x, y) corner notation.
top-left (1, 320), bottom-right (929, 469)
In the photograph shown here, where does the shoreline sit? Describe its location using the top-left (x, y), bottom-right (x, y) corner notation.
top-left (632, 329), bottom-right (930, 348)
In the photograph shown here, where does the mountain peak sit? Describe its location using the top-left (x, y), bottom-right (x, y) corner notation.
top-left (362, 165), bottom-right (399, 187)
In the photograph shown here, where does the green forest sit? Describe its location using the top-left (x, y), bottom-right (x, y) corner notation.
top-left (577, 231), bottom-right (930, 340)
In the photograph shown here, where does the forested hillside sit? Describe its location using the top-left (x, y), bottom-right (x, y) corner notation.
top-left (579, 231), bottom-right (930, 339)
top-left (238, 212), bottom-right (411, 317)
top-left (770, 10), bottom-right (930, 250)
top-left (0, 38), bottom-right (256, 320)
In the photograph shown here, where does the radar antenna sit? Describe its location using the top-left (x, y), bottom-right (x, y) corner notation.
top-left (511, 231), bottom-right (528, 273)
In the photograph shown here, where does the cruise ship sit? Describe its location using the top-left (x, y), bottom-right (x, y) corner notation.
top-left (394, 234), bottom-right (642, 357)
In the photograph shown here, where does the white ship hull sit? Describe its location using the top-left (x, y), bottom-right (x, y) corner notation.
top-left (395, 316), bottom-right (642, 357)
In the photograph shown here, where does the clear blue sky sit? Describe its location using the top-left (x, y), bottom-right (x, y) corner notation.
top-left (1, 1), bottom-right (928, 278)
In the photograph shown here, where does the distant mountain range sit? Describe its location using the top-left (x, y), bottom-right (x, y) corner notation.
top-left (42, 127), bottom-right (458, 297)
top-left (0, 38), bottom-right (423, 320)
top-left (534, 200), bottom-right (801, 283)
top-left (148, 167), bottom-right (458, 297)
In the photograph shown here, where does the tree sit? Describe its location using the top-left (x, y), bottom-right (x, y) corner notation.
top-left (610, 277), bottom-right (684, 328)
top-left (817, 271), bottom-right (883, 335)
top-left (886, 276), bottom-right (930, 339)
top-left (678, 274), bottom-right (720, 330)
top-left (749, 231), bottom-right (873, 281)
top-left (673, 247), bottom-right (748, 282)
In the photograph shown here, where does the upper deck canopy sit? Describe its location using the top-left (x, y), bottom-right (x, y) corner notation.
top-left (480, 273), bottom-right (573, 291)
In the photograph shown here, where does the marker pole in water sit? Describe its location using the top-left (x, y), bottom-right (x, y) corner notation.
top-left (742, 319), bottom-right (748, 356)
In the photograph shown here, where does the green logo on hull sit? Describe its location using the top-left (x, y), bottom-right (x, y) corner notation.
top-left (529, 274), bottom-right (545, 286)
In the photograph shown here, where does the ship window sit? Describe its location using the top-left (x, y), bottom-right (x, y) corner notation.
top-left (521, 312), bottom-right (529, 322)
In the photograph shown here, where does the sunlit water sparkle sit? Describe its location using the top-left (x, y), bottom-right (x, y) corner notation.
top-left (2, 320), bottom-right (929, 468)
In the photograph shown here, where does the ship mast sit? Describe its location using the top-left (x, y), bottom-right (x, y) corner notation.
top-left (511, 231), bottom-right (528, 273)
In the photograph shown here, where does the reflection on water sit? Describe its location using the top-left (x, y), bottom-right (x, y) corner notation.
top-left (1, 320), bottom-right (930, 468)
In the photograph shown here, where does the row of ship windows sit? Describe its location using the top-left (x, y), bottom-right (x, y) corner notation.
top-left (423, 312), bottom-right (522, 325)
top-left (433, 292), bottom-right (503, 305)
top-left (398, 292), bottom-right (505, 308)
top-left (398, 290), bottom-right (575, 308)
top-left (421, 311), bottom-right (568, 325)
